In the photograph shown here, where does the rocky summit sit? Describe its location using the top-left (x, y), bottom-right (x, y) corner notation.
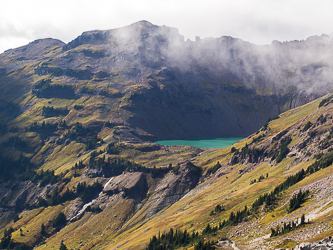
top-left (1, 21), bottom-right (333, 140)
top-left (0, 21), bottom-right (333, 250)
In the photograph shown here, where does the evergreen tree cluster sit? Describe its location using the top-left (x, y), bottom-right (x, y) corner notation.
top-left (250, 173), bottom-right (268, 185)
top-left (30, 170), bottom-right (60, 187)
top-left (74, 160), bottom-right (85, 169)
top-left (251, 133), bottom-right (266, 143)
top-left (106, 142), bottom-right (124, 154)
top-left (29, 120), bottom-right (67, 134)
top-left (33, 79), bottom-right (76, 99)
top-left (317, 114), bottom-right (327, 124)
top-left (205, 162), bottom-right (222, 177)
top-left (233, 143), bottom-right (264, 164)
top-left (185, 162), bottom-right (202, 177)
top-left (302, 121), bottom-right (313, 131)
top-left (76, 181), bottom-right (103, 200)
top-left (202, 223), bottom-right (219, 235)
top-left (272, 137), bottom-right (292, 163)
top-left (252, 169), bottom-right (306, 211)
top-left (39, 181), bottom-right (102, 207)
top-left (270, 214), bottom-right (307, 237)
top-left (209, 204), bottom-right (225, 216)
top-left (73, 104), bottom-right (84, 110)
top-left (42, 106), bottom-right (69, 117)
top-left (85, 135), bottom-right (100, 151)
top-left (194, 239), bottom-right (215, 250)
top-left (226, 206), bottom-right (250, 225)
top-left (150, 164), bottom-right (173, 178)
top-left (230, 147), bottom-right (239, 154)
top-left (288, 189), bottom-right (310, 212)
top-left (89, 150), bottom-right (173, 179)
top-left (306, 150), bottom-right (333, 174)
top-left (29, 121), bottom-right (58, 132)
top-left (0, 153), bottom-right (33, 181)
top-left (0, 227), bottom-right (28, 250)
top-left (105, 121), bottom-right (115, 128)
top-left (262, 116), bottom-right (279, 131)
top-left (59, 241), bottom-right (68, 250)
top-left (52, 212), bottom-right (67, 228)
top-left (210, 205), bottom-right (250, 228)
top-left (172, 163), bottom-right (180, 175)
top-left (318, 95), bottom-right (333, 108)
top-left (39, 187), bottom-right (75, 207)
top-left (251, 191), bottom-right (276, 211)
top-left (146, 228), bottom-right (201, 250)
top-left (64, 122), bottom-right (102, 150)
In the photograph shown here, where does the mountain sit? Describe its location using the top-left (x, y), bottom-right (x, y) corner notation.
top-left (0, 21), bottom-right (333, 250)
top-left (1, 21), bottom-right (333, 141)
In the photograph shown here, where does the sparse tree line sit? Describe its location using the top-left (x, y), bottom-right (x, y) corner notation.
top-left (250, 173), bottom-right (268, 185)
top-left (251, 133), bottom-right (266, 143)
top-left (42, 106), bottom-right (69, 117)
top-left (231, 136), bottom-right (293, 165)
top-left (63, 122), bottom-right (103, 150)
top-left (251, 168), bottom-right (307, 212)
top-left (146, 228), bottom-right (215, 250)
top-left (88, 148), bottom-right (184, 178)
top-left (205, 161), bottom-right (222, 177)
top-left (270, 214), bottom-right (307, 237)
top-left (306, 150), bottom-right (333, 174)
top-left (262, 116), bottom-right (279, 131)
top-left (318, 95), bottom-right (333, 108)
top-left (29, 120), bottom-right (67, 132)
top-left (209, 204), bottom-right (225, 216)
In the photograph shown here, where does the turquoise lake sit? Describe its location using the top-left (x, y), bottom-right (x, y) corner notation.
top-left (155, 137), bottom-right (244, 149)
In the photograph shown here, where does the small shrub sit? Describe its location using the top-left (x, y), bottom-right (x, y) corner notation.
top-left (302, 121), bottom-right (312, 131)
top-left (73, 105), bottom-right (83, 110)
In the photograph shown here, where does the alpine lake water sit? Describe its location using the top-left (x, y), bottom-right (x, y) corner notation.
top-left (155, 137), bottom-right (244, 149)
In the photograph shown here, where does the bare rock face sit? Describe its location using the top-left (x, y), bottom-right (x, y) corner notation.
top-left (293, 236), bottom-right (333, 249)
top-left (103, 172), bottom-right (148, 201)
top-left (0, 180), bottom-right (57, 210)
top-left (65, 198), bottom-right (85, 221)
top-left (144, 164), bottom-right (201, 218)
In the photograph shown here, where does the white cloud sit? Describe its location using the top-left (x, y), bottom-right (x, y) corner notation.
top-left (1, 0), bottom-right (333, 53)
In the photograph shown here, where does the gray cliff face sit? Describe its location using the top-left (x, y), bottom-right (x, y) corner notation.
top-left (1, 21), bottom-right (333, 140)
top-left (57, 21), bottom-right (333, 139)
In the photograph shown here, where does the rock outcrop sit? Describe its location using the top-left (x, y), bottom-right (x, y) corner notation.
top-left (292, 237), bottom-right (333, 250)
top-left (103, 172), bottom-right (148, 201)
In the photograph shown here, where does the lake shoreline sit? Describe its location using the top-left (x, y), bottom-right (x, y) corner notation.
top-left (155, 137), bottom-right (244, 149)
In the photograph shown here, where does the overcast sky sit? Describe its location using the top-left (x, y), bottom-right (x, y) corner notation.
top-left (1, 0), bottom-right (333, 53)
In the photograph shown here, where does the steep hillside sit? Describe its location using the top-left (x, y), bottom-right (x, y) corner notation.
top-left (1, 92), bottom-right (333, 250)
top-left (1, 21), bottom-right (333, 250)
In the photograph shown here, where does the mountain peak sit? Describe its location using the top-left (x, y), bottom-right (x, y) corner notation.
top-left (132, 20), bottom-right (154, 26)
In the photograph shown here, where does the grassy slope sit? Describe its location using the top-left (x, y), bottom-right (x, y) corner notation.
top-left (4, 96), bottom-right (323, 250)
top-left (99, 97), bottom-right (332, 250)
top-left (2, 94), bottom-right (330, 250)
